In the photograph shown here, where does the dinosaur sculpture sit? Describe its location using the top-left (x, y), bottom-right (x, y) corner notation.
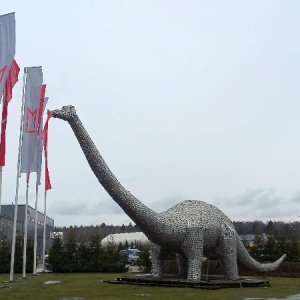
top-left (52, 105), bottom-right (286, 281)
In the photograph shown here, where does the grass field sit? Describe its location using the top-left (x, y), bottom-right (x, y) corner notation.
top-left (0, 273), bottom-right (299, 300)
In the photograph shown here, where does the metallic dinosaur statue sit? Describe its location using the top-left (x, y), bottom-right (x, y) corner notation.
top-left (52, 105), bottom-right (286, 281)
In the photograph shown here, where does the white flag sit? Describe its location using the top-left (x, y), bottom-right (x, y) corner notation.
top-left (0, 12), bottom-right (15, 101)
top-left (20, 67), bottom-right (43, 173)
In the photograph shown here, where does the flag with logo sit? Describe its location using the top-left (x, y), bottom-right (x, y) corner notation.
top-left (0, 59), bottom-right (20, 166)
top-left (20, 67), bottom-right (43, 173)
top-left (0, 12), bottom-right (15, 101)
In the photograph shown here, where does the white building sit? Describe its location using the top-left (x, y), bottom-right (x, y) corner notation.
top-left (101, 232), bottom-right (150, 247)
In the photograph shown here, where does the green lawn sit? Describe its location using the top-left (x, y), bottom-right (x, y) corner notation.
top-left (0, 273), bottom-right (299, 300)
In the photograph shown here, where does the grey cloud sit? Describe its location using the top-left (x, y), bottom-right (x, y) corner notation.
top-left (214, 188), bottom-right (283, 209)
top-left (48, 196), bottom-right (124, 217)
top-left (213, 188), bottom-right (300, 222)
top-left (3, 1), bottom-right (300, 227)
top-left (94, 198), bottom-right (124, 214)
top-left (150, 194), bottom-right (185, 213)
top-left (48, 200), bottom-right (88, 216)
top-left (290, 192), bottom-right (300, 204)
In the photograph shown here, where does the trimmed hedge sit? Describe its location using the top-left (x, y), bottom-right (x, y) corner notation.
top-left (0, 235), bottom-right (34, 273)
top-left (46, 235), bottom-right (128, 273)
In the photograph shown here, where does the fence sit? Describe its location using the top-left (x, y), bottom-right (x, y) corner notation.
top-left (163, 260), bottom-right (300, 278)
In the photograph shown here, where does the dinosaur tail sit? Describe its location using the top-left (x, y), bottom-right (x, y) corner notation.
top-left (236, 238), bottom-right (286, 272)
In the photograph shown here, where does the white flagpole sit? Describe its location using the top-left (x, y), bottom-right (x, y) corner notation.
top-left (0, 94), bottom-right (4, 236)
top-left (0, 166), bottom-right (3, 219)
top-left (9, 68), bottom-right (27, 282)
top-left (0, 166), bottom-right (2, 236)
top-left (33, 179), bottom-right (39, 275)
top-left (33, 116), bottom-right (43, 275)
top-left (22, 174), bottom-right (30, 278)
top-left (42, 188), bottom-right (47, 272)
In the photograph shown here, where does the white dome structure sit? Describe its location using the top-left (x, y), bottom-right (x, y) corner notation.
top-left (101, 232), bottom-right (150, 247)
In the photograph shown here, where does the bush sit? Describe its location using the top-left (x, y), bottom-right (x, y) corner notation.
top-left (98, 236), bottom-right (128, 273)
top-left (0, 235), bottom-right (35, 274)
top-left (0, 235), bottom-right (11, 273)
top-left (46, 236), bottom-right (65, 272)
top-left (137, 250), bottom-right (152, 272)
top-left (46, 234), bottom-right (128, 273)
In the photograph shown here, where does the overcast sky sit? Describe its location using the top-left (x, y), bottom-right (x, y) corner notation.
top-left (1, 1), bottom-right (300, 227)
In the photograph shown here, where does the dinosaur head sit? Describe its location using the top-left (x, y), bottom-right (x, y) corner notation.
top-left (52, 105), bottom-right (77, 121)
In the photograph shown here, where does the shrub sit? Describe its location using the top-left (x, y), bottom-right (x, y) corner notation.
top-left (46, 234), bottom-right (128, 273)
top-left (0, 235), bottom-right (10, 273)
top-left (0, 235), bottom-right (35, 274)
top-left (137, 250), bottom-right (152, 272)
top-left (46, 236), bottom-right (65, 272)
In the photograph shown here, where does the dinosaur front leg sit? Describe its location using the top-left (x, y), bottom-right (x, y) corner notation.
top-left (150, 243), bottom-right (164, 277)
top-left (182, 227), bottom-right (203, 281)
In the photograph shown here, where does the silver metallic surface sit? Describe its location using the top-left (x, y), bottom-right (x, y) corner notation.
top-left (52, 105), bottom-right (286, 281)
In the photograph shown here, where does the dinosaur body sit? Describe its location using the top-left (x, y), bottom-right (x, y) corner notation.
top-left (52, 105), bottom-right (286, 281)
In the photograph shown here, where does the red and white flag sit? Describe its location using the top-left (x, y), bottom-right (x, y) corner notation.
top-left (36, 96), bottom-right (48, 185)
top-left (0, 59), bottom-right (20, 166)
top-left (37, 84), bottom-right (46, 133)
top-left (3, 59), bottom-right (19, 103)
top-left (0, 13), bottom-right (15, 101)
top-left (42, 110), bottom-right (52, 190)
top-left (20, 67), bottom-right (43, 173)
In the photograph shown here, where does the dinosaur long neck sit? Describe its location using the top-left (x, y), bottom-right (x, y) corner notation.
top-left (67, 114), bottom-right (160, 235)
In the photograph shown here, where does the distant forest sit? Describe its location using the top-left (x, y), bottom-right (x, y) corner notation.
top-left (56, 222), bottom-right (142, 243)
top-left (55, 220), bottom-right (300, 243)
top-left (233, 220), bottom-right (300, 239)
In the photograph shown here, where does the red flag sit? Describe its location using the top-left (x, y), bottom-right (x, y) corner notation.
top-left (42, 110), bottom-right (52, 190)
top-left (37, 84), bottom-right (46, 132)
top-left (0, 59), bottom-right (20, 166)
top-left (35, 85), bottom-right (47, 185)
top-left (4, 59), bottom-right (20, 103)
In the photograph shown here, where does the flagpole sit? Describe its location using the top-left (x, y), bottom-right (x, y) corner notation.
top-left (33, 179), bottom-right (39, 275)
top-left (42, 188), bottom-right (47, 272)
top-left (22, 173), bottom-right (30, 278)
top-left (42, 109), bottom-right (52, 272)
top-left (0, 94), bottom-right (4, 239)
top-left (33, 101), bottom-right (45, 275)
top-left (9, 68), bottom-right (27, 282)
top-left (0, 166), bottom-right (2, 217)
top-left (0, 166), bottom-right (2, 238)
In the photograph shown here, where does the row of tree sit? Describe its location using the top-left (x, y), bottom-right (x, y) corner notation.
top-left (233, 220), bottom-right (300, 240)
top-left (46, 233), bottom-right (128, 273)
top-left (0, 235), bottom-right (34, 273)
top-left (248, 233), bottom-right (300, 262)
top-left (56, 222), bottom-right (141, 244)
top-left (56, 220), bottom-right (300, 244)
top-left (39, 233), bottom-right (300, 276)
top-left (117, 239), bottom-right (143, 251)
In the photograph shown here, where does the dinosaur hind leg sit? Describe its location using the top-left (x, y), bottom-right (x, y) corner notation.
top-left (218, 232), bottom-right (239, 280)
top-left (176, 254), bottom-right (188, 277)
